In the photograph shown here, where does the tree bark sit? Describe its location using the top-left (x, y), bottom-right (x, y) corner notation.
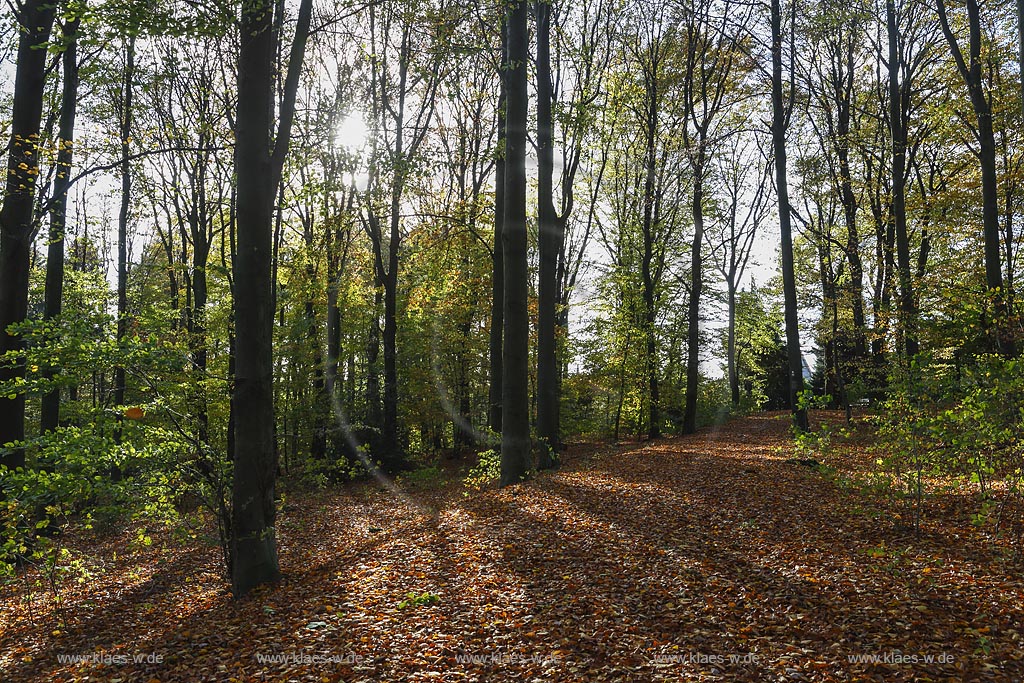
top-left (887, 0), bottom-right (918, 359)
top-left (640, 78), bottom-right (660, 440)
top-left (770, 0), bottom-right (808, 431)
top-left (937, 0), bottom-right (1012, 354)
top-left (488, 52), bottom-right (505, 434)
top-left (0, 0), bottom-right (56, 468)
top-left (41, 13), bottom-right (82, 434)
top-left (231, 0), bottom-right (313, 597)
top-left (114, 36), bottom-right (136, 455)
top-left (727, 285), bottom-right (739, 406)
top-left (682, 179), bottom-right (703, 433)
top-left (499, 0), bottom-right (532, 486)
top-left (536, 0), bottom-right (559, 466)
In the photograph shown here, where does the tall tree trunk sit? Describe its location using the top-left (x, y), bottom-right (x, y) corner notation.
top-left (114, 36), bottom-right (136, 454)
top-left (41, 13), bottom-right (82, 434)
top-left (640, 81), bottom-right (660, 440)
top-left (1019, 0), bottom-right (1024, 119)
top-left (682, 178), bottom-right (704, 434)
top-left (302, 217), bottom-right (325, 460)
top-left (771, 0), bottom-right (808, 431)
top-left (727, 284), bottom-right (739, 407)
top-left (380, 208), bottom-right (400, 466)
top-left (366, 289), bottom-right (382, 426)
top-left (836, 40), bottom-right (866, 358)
top-left (937, 0), bottom-right (1013, 355)
top-left (231, 0), bottom-right (312, 597)
top-left (192, 236), bottom-right (210, 445)
top-left (233, 0), bottom-right (281, 596)
top-left (499, 1), bottom-right (531, 486)
top-left (488, 24), bottom-right (506, 435)
top-left (536, 0), bottom-right (559, 466)
top-left (0, 0), bottom-right (57, 468)
top-left (887, 0), bottom-right (918, 359)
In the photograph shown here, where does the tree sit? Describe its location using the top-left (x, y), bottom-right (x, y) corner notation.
top-left (536, 0), bottom-right (559, 465)
top-left (678, 0), bottom-right (753, 434)
top-left (359, 0), bottom-right (445, 467)
top-left (113, 35), bottom-right (136, 453)
top-left (489, 21), bottom-right (506, 435)
top-left (536, 0), bottom-right (616, 459)
top-left (0, 0), bottom-right (57, 468)
top-left (886, 0), bottom-right (918, 359)
top-left (231, 0), bottom-right (312, 597)
top-left (603, 2), bottom-right (689, 440)
top-left (143, 35), bottom-right (235, 450)
top-left (799, 0), bottom-right (867, 360)
top-left (710, 134), bottom-right (769, 407)
top-left (936, 0), bottom-right (1013, 354)
top-left (769, 0), bottom-right (808, 430)
top-left (41, 8), bottom-right (84, 434)
top-left (500, 0), bottom-right (531, 486)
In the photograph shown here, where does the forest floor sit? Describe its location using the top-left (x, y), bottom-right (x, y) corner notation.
top-left (2, 410), bottom-right (1024, 682)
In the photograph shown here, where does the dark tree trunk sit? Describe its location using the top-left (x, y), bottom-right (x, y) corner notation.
top-left (325, 204), bottom-right (350, 422)
top-left (499, 0), bottom-right (532, 486)
top-left (1019, 0), bottom-right (1024, 119)
top-left (937, 0), bottom-right (1013, 354)
top-left (0, 0), bottom-right (56, 468)
top-left (640, 80), bottom-right (660, 440)
top-left (536, 0), bottom-right (559, 466)
top-left (41, 14), bottom-right (82, 434)
top-left (488, 24), bottom-right (506, 435)
top-left (232, 0), bottom-right (281, 596)
top-left (115, 37), bottom-right (136, 448)
top-left (682, 179), bottom-right (704, 434)
top-left (109, 35), bottom-right (135, 480)
top-left (835, 38), bottom-right (866, 358)
top-left (771, 0), bottom-right (808, 431)
top-left (366, 289), bottom-right (382, 426)
top-left (727, 285), bottom-right (739, 406)
top-left (191, 232), bottom-right (210, 445)
top-left (231, 0), bottom-right (312, 597)
top-left (887, 0), bottom-right (918, 359)
top-left (381, 260), bottom-right (399, 463)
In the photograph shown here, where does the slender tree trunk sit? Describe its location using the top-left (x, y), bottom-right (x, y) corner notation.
top-left (299, 211), bottom-right (325, 460)
top-left (727, 284), bottom-right (739, 407)
top-left (41, 14), bottom-right (82, 434)
top-left (937, 0), bottom-right (1013, 354)
top-left (499, 1), bottom-right (531, 486)
top-left (381, 263), bottom-right (399, 464)
top-left (887, 0), bottom-right (918, 359)
top-left (640, 81), bottom-right (660, 440)
top-left (0, 0), bottom-right (57, 468)
top-left (837, 103), bottom-right (865, 357)
top-left (489, 24), bottom-right (507, 436)
top-left (536, 0), bottom-right (559, 466)
top-left (682, 178), bottom-right (704, 434)
top-left (614, 330), bottom-right (631, 442)
top-left (325, 219), bottom-right (348, 415)
top-left (1018, 0), bottom-right (1024, 118)
top-left (114, 37), bottom-right (136, 457)
top-left (770, 0), bottom-right (808, 431)
top-left (192, 237), bottom-right (210, 444)
top-left (366, 289), bottom-right (382, 426)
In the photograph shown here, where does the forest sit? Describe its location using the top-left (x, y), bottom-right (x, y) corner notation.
top-left (2, 0), bottom-right (1024, 680)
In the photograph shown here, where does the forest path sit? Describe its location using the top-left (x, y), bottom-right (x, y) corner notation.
top-left (3, 411), bottom-right (1023, 682)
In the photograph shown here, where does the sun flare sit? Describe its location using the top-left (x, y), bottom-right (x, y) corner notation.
top-left (335, 113), bottom-right (369, 151)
